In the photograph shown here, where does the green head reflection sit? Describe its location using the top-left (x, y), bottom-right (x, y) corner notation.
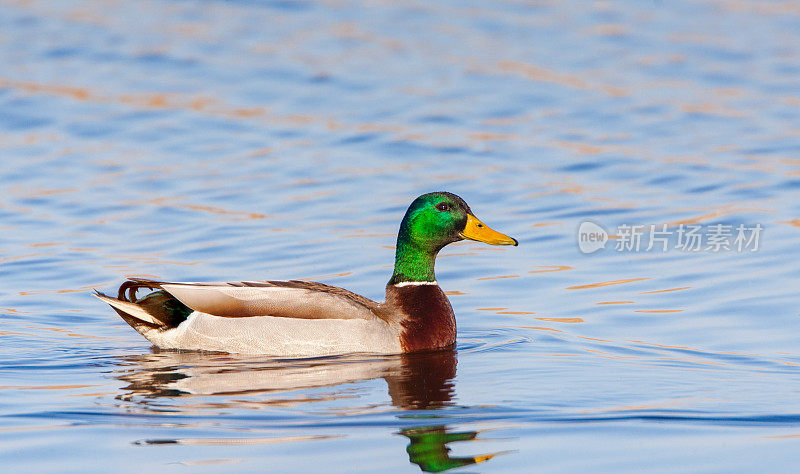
top-left (401, 425), bottom-right (499, 472)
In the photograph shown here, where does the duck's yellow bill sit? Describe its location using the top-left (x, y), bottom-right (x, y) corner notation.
top-left (460, 214), bottom-right (518, 246)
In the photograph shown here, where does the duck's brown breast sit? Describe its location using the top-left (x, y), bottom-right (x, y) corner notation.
top-left (384, 284), bottom-right (456, 352)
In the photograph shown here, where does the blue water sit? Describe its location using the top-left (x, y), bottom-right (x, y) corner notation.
top-left (2, 0), bottom-right (800, 471)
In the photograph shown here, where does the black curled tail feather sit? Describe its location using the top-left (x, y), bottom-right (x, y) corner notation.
top-left (118, 279), bottom-right (165, 302)
top-left (107, 279), bottom-right (192, 330)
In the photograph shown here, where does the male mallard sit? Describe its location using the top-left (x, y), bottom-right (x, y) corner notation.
top-left (96, 192), bottom-right (517, 356)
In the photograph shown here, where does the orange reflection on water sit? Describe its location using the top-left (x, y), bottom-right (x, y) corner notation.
top-left (29, 325), bottom-right (121, 340)
top-left (596, 301), bottom-right (635, 305)
top-left (590, 23), bottom-right (628, 37)
top-left (551, 139), bottom-right (631, 156)
top-left (582, 348), bottom-right (627, 358)
top-left (297, 271), bottom-right (353, 281)
top-left (668, 205), bottom-right (770, 226)
top-left (639, 286), bottom-right (691, 294)
top-left (628, 340), bottom-right (713, 353)
top-left (528, 265), bottom-right (573, 273)
top-left (0, 78), bottom-right (339, 132)
top-left (534, 317), bottom-right (584, 323)
top-left (468, 131), bottom-right (519, 142)
top-left (764, 433), bottom-right (800, 440)
top-left (680, 102), bottom-right (746, 118)
top-left (509, 326), bottom-right (565, 333)
top-left (496, 60), bottom-right (628, 97)
top-left (566, 277), bottom-right (650, 290)
top-left (778, 219), bottom-right (800, 227)
top-left (0, 252), bottom-right (55, 265)
top-left (578, 336), bottom-right (614, 343)
top-left (530, 222), bottom-right (562, 228)
top-left (28, 242), bottom-right (65, 248)
top-left (122, 196), bottom-right (271, 220)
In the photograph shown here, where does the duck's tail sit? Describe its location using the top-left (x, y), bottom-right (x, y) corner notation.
top-left (95, 278), bottom-right (192, 336)
top-left (94, 290), bottom-right (166, 335)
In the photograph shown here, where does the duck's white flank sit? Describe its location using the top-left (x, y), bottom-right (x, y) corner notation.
top-left (143, 312), bottom-right (403, 357)
top-left (393, 280), bottom-right (438, 287)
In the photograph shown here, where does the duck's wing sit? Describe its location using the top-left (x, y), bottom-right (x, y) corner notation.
top-left (126, 277), bottom-right (380, 321)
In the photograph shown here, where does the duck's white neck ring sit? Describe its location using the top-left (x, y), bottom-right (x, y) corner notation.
top-left (393, 280), bottom-right (438, 287)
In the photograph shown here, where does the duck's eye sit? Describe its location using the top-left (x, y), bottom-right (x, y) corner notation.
top-left (436, 202), bottom-right (450, 212)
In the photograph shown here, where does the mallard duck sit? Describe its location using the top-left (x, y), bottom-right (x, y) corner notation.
top-left (96, 192), bottom-right (517, 356)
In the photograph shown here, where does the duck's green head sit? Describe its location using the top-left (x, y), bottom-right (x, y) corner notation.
top-left (389, 192), bottom-right (517, 285)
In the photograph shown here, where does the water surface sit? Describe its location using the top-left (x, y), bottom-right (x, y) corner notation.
top-left (2, 0), bottom-right (800, 471)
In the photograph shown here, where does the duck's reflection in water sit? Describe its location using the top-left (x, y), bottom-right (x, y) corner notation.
top-left (115, 349), bottom-right (503, 472)
top-left (402, 426), bottom-right (499, 473)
